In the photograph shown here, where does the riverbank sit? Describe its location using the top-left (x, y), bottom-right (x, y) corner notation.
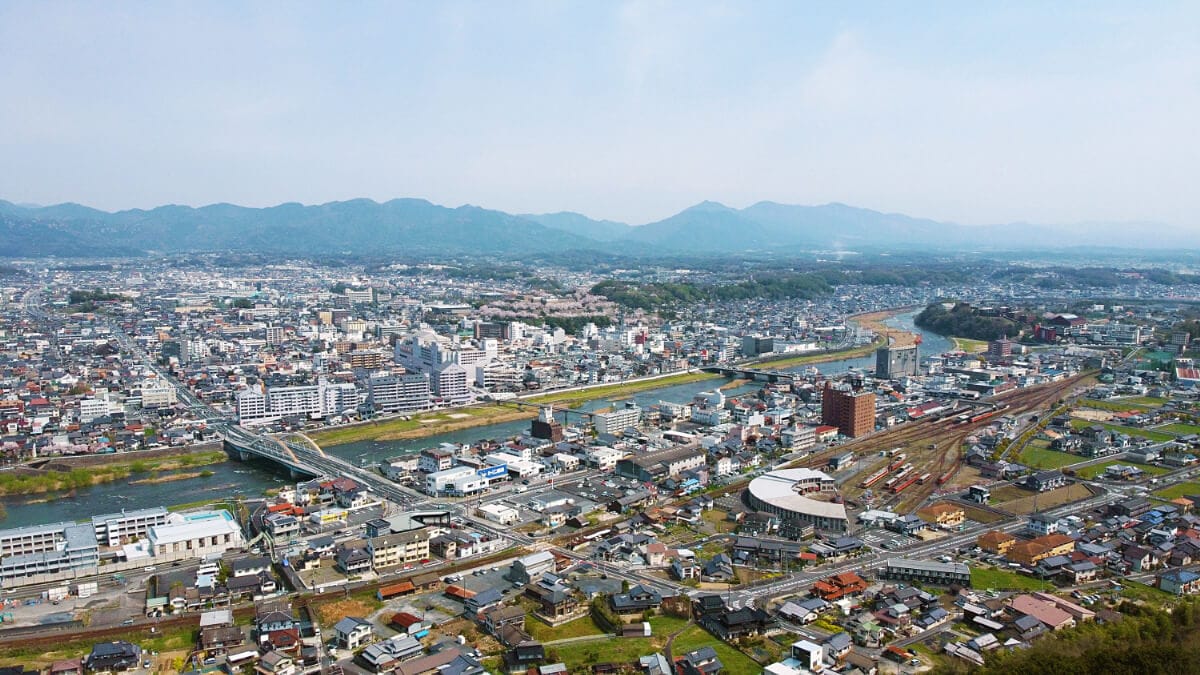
top-left (749, 335), bottom-right (887, 370)
top-left (951, 336), bottom-right (988, 353)
top-left (851, 306), bottom-right (921, 348)
top-left (0, 449), bottom-right (226, 498)
top-left (128, 470), bottom-right (212, 486)
top-left (307, 370), bottom-right (721, 448)
top-left (747, 306), bottom-right (921, 370)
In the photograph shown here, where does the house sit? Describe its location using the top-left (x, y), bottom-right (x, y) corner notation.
top-left (256, 650), bottom-right (295, 675)
top-left (525, 578), bottom-right (580, 621)
top-left (231, 556), bottom-right (273, 578)
top-left (482, 605), bottom-right (526, 636)
top-left (333, 617), bottom-right (374, 650)
top-left (464, 588), bottom-right (504, 615)
top-left (84, 642), bottom-right (141, 673)
top-left (918, 503), bottom-right (965, 528)
top-left (779, 598), bottom-right (828, 625)
top-left (701, 554), bottom-right (734, 582)
top-left (1158, 569), bottom-right (1200, 596)
top-left (812, 572), bottom-right (869, 601)
top-left (355, 636), bottom-right (423, 673)
top-left (509, 551), bottom-right (556, 585)
top-left (823, 632), bottom-right (853, 660)
top-left (700, 607), bottom-right (773, 640)
top-left (671, 559), bottom-right (700, 580)
top-left (1007, 594), bottom-right (1075, 631)
top-left (677, 646), bottom-right (722, 675)
top-left (610, 585), bottom-right (662, 617)
top-left (335, 544), bottom-right (372, 575)
top-left (1026, 470), bottom-right (1067, 492)
top-left (977, 530), bottom-right (1016, 555)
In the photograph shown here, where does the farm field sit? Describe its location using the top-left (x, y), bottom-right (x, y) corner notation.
top-left (996, 483), bottom-right (1094, 515)
top-left (1079, 399), bottom-right (1151, 413)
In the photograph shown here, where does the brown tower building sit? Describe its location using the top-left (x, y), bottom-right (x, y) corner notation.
top-left (821, 381), bottom-right (876, 438)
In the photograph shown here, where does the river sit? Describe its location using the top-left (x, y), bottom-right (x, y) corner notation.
top-left (3, 309), bottom-right (951, 529)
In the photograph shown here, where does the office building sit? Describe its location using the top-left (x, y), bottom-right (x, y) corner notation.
top-left (821, 382), bottom-right (876, 438)
top-left (875, 344), bottom-right (919, 378)
top-left (0, 521), bottom-right (100, 585)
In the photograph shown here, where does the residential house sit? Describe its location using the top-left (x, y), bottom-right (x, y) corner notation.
top-left (333, 617), bottom-right (374, 650)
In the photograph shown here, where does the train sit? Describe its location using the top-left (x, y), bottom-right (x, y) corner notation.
top-left (916, 472), bottom-right (932, 485)
top-left (886, 454), bottom-right (908, 471)
top-left (859, 467), bottom-right (890, 489)
top-left (890, 474), bottom-right (920, 494)
top-left (936, 466), bottom-right (958, 486)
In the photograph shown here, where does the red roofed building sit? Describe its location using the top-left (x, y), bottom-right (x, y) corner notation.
top-left (812, 572), bottom-right (869, 601)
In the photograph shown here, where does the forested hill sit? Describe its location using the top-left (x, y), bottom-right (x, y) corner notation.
top-left (915, 302), bottom-right (1024, 342)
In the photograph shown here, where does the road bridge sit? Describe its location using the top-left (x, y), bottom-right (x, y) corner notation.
top-left (701, 365), bottom-right (798, 383)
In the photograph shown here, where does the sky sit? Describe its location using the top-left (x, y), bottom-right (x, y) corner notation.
top-left (1, 1), bottom-right (1198, 227)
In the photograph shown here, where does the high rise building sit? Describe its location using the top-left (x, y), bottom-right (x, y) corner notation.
top-left (821, 381), bottom-right (876, 438)
top-left (875, 344), bottom-right (919, 379)
top-left (987, 339), bottom-right (1013, 359)
top-left (531, 406), bottom-right (563, 442)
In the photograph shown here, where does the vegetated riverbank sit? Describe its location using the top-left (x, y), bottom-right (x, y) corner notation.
top-left (749, 306), bottom-right (920, 370)
top-left (128, 470), bottom-right (212, 486)
top-left (0, 449), bottom-right (226, 498)
top-left (307, 370), bottom-right (721, 447)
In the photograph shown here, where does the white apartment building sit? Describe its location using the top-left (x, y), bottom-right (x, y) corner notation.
top-left (432, 363), bottom-right (471, 405)
top-left (139, 380), bottom-right (178, 408)
top-left (593, 404), bottom-right (642, 436)
top-left (92, 507), bottom-right (169, 547)
top-left (367, 373), bottom-right (431, 413)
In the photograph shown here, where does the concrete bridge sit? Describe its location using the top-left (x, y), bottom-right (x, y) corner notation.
top-left (701, 365), bottom-right (798, 383)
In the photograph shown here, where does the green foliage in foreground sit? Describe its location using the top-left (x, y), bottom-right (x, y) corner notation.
top-left (933, 599), bottom-right (1200, 675)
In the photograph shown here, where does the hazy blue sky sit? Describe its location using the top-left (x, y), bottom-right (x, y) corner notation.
top-left (2, 2), bottom-right (1197, 226)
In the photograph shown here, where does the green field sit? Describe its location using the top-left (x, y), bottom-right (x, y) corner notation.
top-left (671, 625), bottom-right (761, 673)
top-left (525, 614), bottom-right (606, 642)
top-left (1119, 580), bottom-right (1174, 604)
top-left (970, 566), bottom-right (1055, 592)
top-left (1068, 419), bottom-right (1174, 442)
top-left (1153, 481), bottom-right (1200, 500)
top-left (1125, 396), bottom-right (1170, 406)
top-left (951, 337), bottom-right (988, 353)
top-left (551, 637), bottom-right (659, 670)
top-left (1080, 399), bottom-right (1150, 413)
top-left (1076, 460), bottom-right (1171, 480)
top-left (1020, 445), bottom-right (1083, 470)
top-left (526, 371), bottom-right (720, 406)
top-left (1158, 423), bottom-right (1200, 436)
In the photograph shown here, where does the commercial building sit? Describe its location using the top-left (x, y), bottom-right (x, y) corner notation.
top-left (742, 335), bottom-right (775, 357)
top-left (881, 559), bottom-right (971, 586)
top-left (146, 510), bottom-right (246, 561)
top-left (424, 466), bottom-right (485, 497)
top-left (875, 344), bottom-right (919, 379)
top-left (821, 382), bottom-right (875, 438)
top-left (745, 468), bottom-right (847, 533)
top-left (367, 373), bottom-right (432, 413)
top-left (615, 445), bottom-right (706, 483)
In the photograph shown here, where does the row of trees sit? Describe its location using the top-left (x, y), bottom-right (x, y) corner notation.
top-left (591, 272), bottom-right (832, 310)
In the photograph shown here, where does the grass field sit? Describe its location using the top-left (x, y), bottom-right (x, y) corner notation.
top-left (648, 614), bottom-right (691, 634)
top-left (672, 625), bottom-right (761, 672)
top-left (1020, 444), bottom-right (1083, 470)
top-left (0, 624), bottom-right (197, 670)
top-left (1076, 460), bottom-right (1171, 480)
top-left (1153, 481), bottom-right (1200, 500)
top-left (1158, 423), bottom-right (1200, 436)
top-left (525, 614), bottom-right (606, 642)
top-left (1068, 419), bottom-right (1174, 442)
top-left (1119, 580), bottom-right (1174, 604)
top-left (525, 371), bottom-right (720, 406)
top-left (960, 503), bottom-right (1007, 524)
top-left (551, 637), bottom-right (659, 670)
top-left (1125, 396), bottom-right (1170, 406)
top-left (950, 337), bottom-right (988, 353)
top-left (970, 566), bottom-right (1055, 592)
top-left (999, 483), bottom-right (1095, 515)
top-left (1080, 399), bottom-right (1150, 413)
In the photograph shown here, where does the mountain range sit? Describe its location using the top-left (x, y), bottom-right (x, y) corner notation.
top-left (0, 197), bottom-right (1184, 258)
